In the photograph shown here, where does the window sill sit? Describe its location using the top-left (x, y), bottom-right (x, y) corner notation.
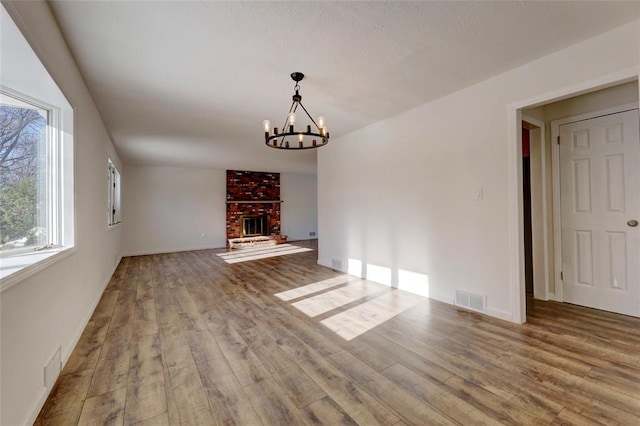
top-left (0, 246), bottom-right (76, 293)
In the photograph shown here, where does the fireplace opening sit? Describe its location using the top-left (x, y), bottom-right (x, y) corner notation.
top-left (241, 215), bottom-right (269, 237)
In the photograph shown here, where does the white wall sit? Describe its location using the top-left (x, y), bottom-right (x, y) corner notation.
top-left (0, 2), bottom-right (123, 425)
top-left (122, 166), bottom-right (227, 255)
top-left (281, 173), bottom-right (318, 241)
top-left (318, 20), bottom-right (640, 322)
top-left (122, 166), bottom-right (318, 255)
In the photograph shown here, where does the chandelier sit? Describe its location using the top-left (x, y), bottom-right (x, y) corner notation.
top-left (263, 72), bottom-right (329, 149)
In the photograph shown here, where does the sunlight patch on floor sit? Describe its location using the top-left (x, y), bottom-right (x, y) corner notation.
top-left (276, 257), bottom-right (429, 340)
top-left (274, 274), bottom-right (355, 301)
top-left (292, 281), bottom-right (388, 317)
top-left (217, 244), bottom-right (313, 264)
top-left (277, 276), bottom-right (423, 340)
top-left (320, 290), bottom-right (420, 340)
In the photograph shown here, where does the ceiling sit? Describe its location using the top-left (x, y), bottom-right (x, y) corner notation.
top-left (48, 1), bottom-right (640, 175)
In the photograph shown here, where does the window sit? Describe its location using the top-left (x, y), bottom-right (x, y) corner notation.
top-left (0, 94), bottom-right (49, 252)
top-left (0, 4), bottom-right (74, 289)
top-left (108, 159), bottom-right (121, 227)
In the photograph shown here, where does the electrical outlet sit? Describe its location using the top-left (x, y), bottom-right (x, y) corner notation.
top-left (309, 231), bottom-right (316, 237)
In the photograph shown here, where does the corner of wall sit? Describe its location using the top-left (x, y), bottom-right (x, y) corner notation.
top-left (485, 307), bottom-right (516, 323)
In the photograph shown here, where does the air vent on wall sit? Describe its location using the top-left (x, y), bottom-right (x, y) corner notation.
top-left (455, 290), bottom-right (485, 313)
top-left (455, 290), bottom-right (469, 308)
top-left (331, 259), bottom-right (343, 270)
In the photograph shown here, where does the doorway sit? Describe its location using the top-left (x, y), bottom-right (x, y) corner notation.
top-left (517, 79), bottom-right (640, 321)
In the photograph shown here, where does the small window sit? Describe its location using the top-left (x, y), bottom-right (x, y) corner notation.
top-left (0, 93), bottom-right (52, 252)
top-left (108, 159), bottom-right (121, 227)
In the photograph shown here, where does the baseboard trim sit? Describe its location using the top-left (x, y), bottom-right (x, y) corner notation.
top-left (126, 241), bottom-right (318, 258)
top-left (21, 387), bottom-right (47, 426)
top-left (61, 258), bottom-right (119, 365)
top-left (123, 245), bottom-right (225, 257)
top-left (316, 258), bottom-right (518, 323)
top-left (23, 257), bottom-right (121, 426)
top-left (486, 307), bottom-right (515, 323)
top-left (427, 291), bottom-right (455, 306)
top-left (317, 258), bottom-right (334, 269)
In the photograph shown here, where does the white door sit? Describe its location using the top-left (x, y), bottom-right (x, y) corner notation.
top-left (560, 109), bottom-right (640, 317)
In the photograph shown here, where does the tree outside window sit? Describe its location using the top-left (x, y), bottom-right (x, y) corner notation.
top-left (0, 97), bottom-right (48, 251)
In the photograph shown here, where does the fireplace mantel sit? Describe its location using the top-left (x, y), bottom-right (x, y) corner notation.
top-left (226, 200), bottom-right (283, 204)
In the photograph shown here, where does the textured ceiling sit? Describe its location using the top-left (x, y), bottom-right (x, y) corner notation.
top-left (48, 1), bottom-right (640, 174)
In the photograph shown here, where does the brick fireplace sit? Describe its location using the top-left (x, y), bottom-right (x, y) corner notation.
top-left (226, 170), bottom-right (281, 240)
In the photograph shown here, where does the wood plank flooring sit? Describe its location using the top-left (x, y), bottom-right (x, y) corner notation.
top-left (35, 240), bottom-right (640, 425)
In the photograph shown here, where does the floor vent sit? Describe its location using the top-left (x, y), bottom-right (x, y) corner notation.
top-left (455, 290), bottom-right (485, 313)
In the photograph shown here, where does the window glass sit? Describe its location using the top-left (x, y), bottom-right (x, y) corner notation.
top-left (0, 95), bottom-right (49, 251)
top-left (108, 159), bottom-right (121, 227)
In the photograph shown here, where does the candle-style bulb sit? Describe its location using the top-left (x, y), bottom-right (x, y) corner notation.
top-left (263, 120), bottom-right (271, 132)
top-left (298, 134), bottom-right (304, 142)
top-left (317, 116), bottom-right (326, 128)
top-left (287, 112), bottom-right (296, 125)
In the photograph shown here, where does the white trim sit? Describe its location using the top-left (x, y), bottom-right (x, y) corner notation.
top-left (550, 102), bottom-right (640, 304)
top-left (0, 87), bottom-right (61, 250)
top-left (507, 69), bottom-right (640, 324)
top-left (0, 246), bottom-right (76, 292)
top-left (551, 102), bottom-right (638, 128)
top-left (61, 257), bottom-right (120, 366)
top-left (427, 291), bottom-right (455, 307)
top-left (21, 388), bottom-right (48, 426)
top-left (509, 68), bottom-right (639, 111)
top-left (317, 258), bottom-right (335, 270)
top-left (123, 245), bottom-right (226, 257)
top-left (485, 307), bottom-right (514, 322)
top-left (551, 125), bottom-right (563, 302)
top-left (507, 107), bottom-right (526, 323)
top-left (107, 222), bottom-right (122, 232)
top-left (522, 114), bottom-right (550, 301)
top-left (107, 158), bottom-right (121, 228)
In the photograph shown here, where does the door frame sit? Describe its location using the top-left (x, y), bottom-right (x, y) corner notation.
top-left (521, 115), bottom-right (549, 301)
top-left (551, 102), bottom-right (639, 303)
top-left (507, 68), bottom-right (639, 324)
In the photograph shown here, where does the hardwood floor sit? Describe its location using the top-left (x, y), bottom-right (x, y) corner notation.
top-left (35, 240), bottom-right (640, 425)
